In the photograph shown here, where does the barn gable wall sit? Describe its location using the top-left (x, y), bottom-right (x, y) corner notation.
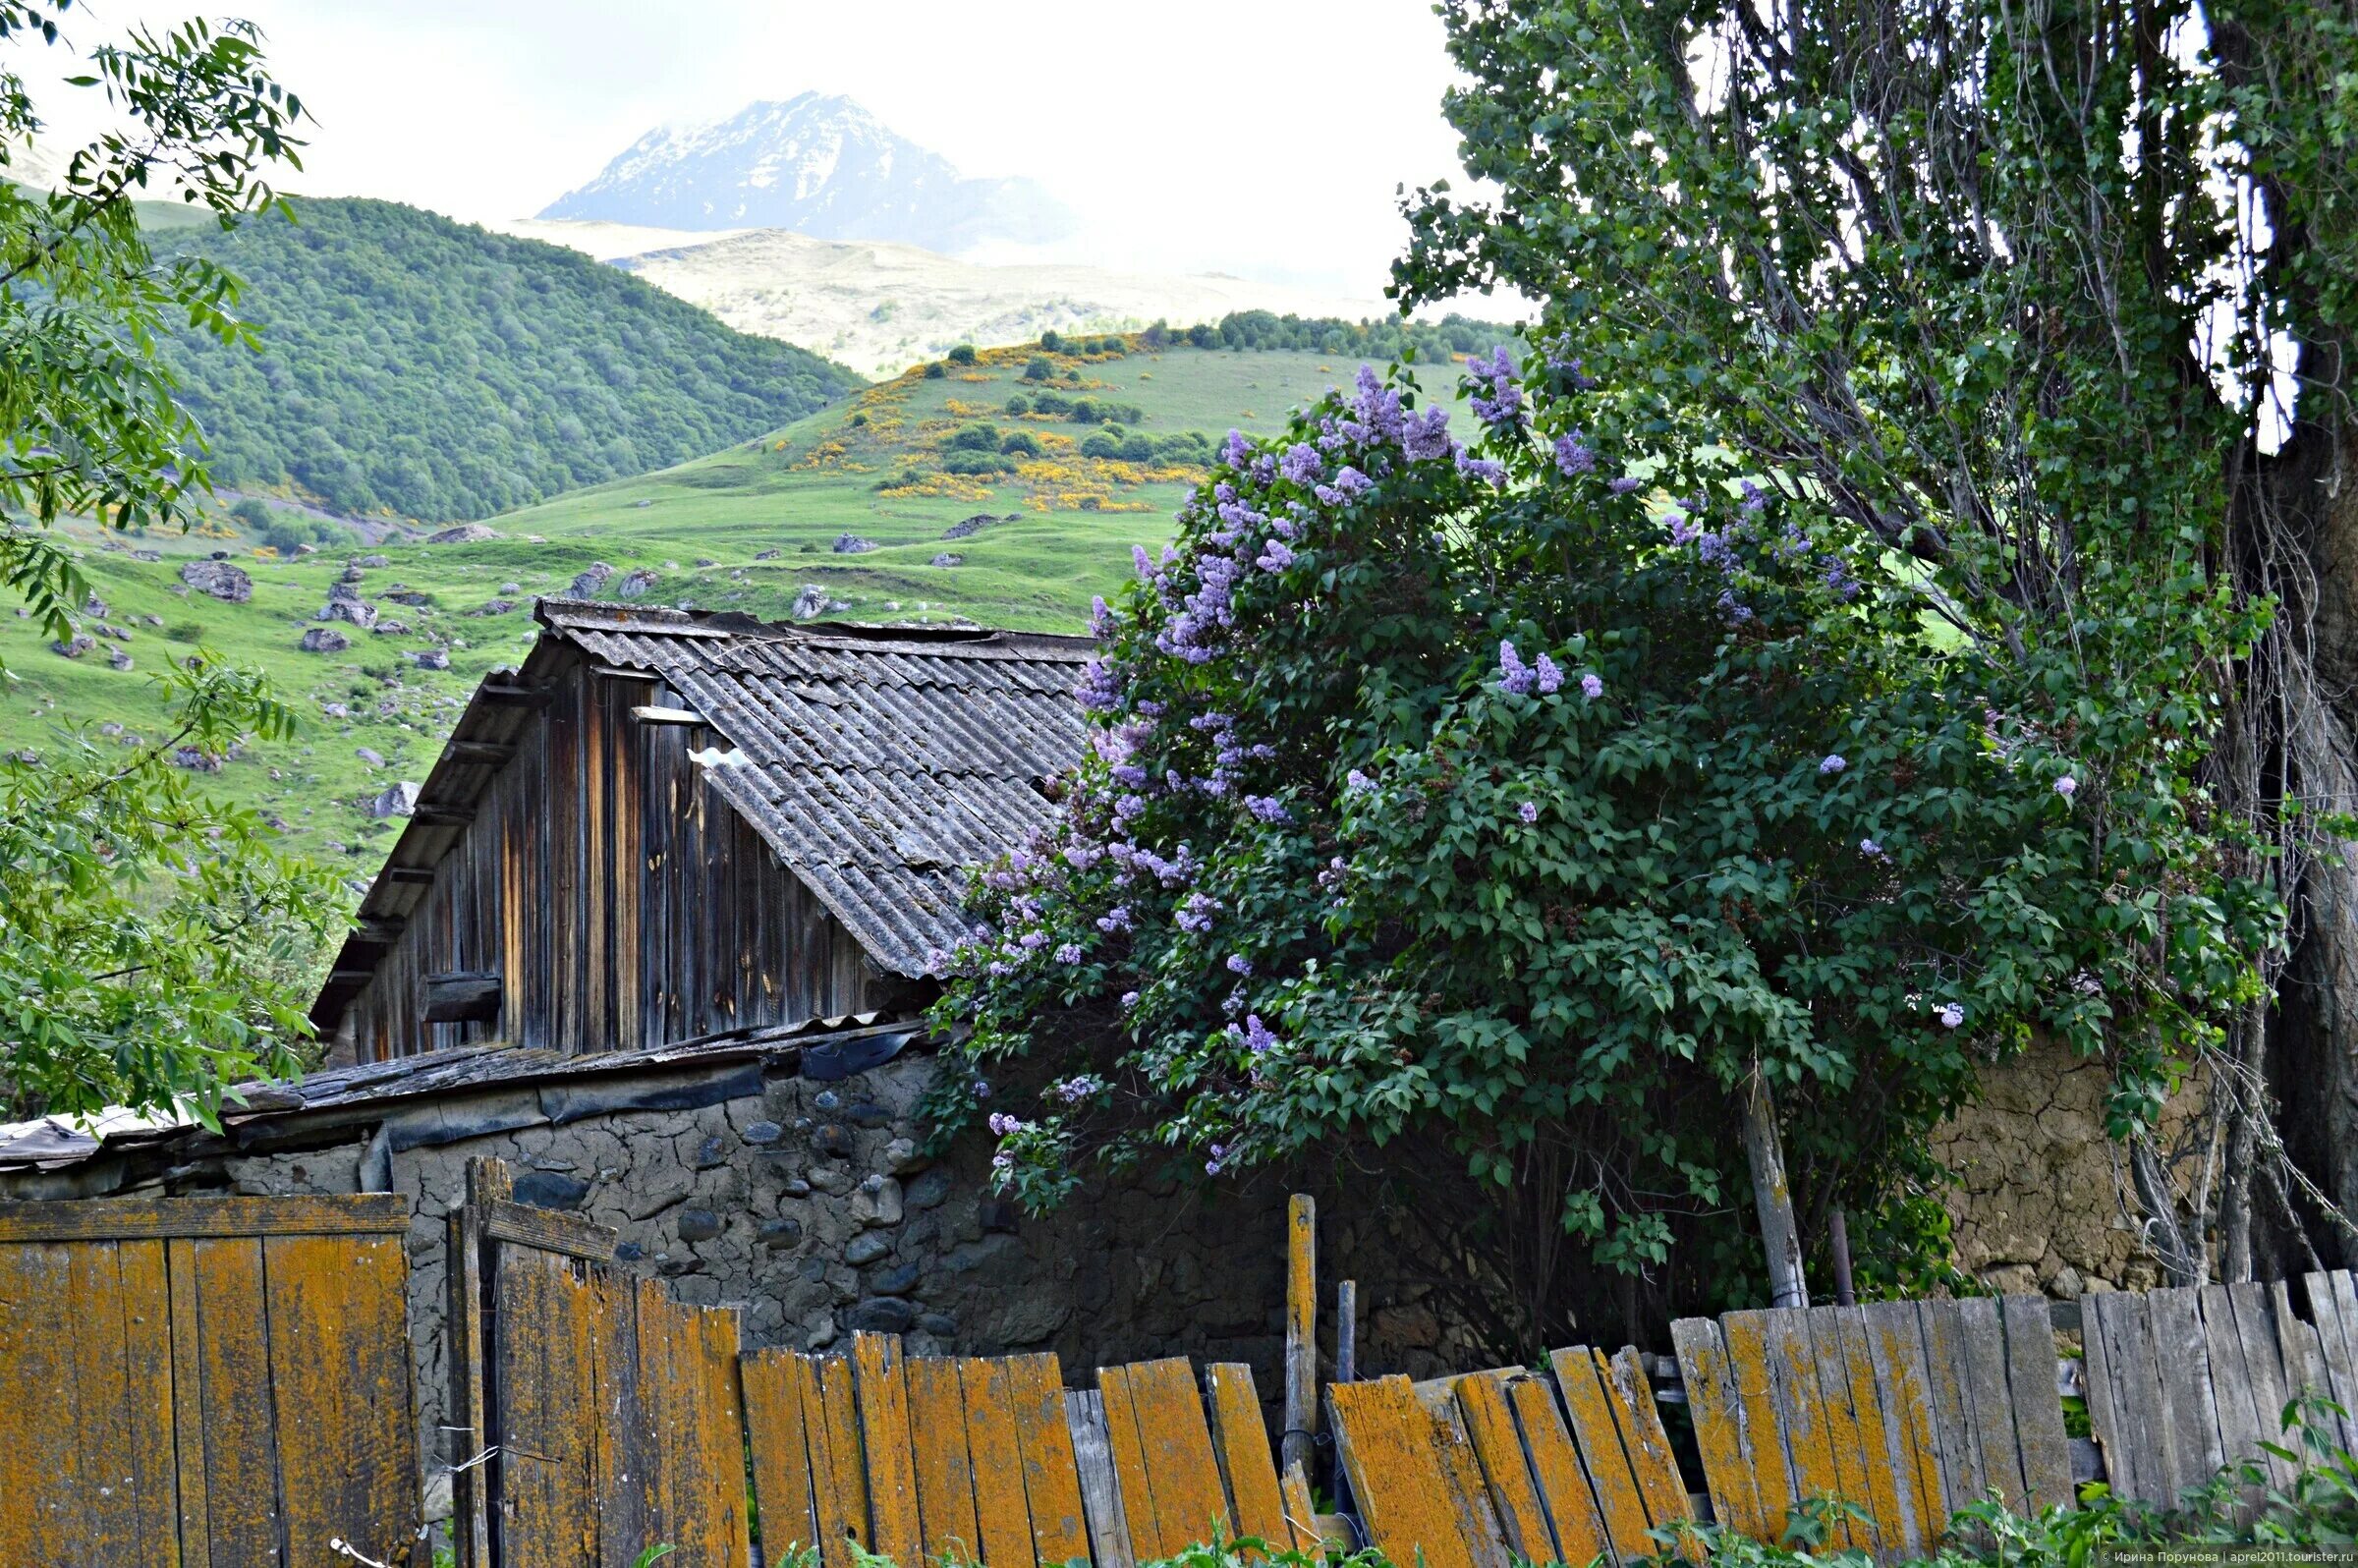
top-left (346, 650), bottom-right (890, 1059)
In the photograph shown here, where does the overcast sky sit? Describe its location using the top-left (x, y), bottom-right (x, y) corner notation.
top-left (31, 0), bottom-right (1476, 296)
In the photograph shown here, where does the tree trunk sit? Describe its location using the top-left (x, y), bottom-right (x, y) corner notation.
top-left (1742, 1069), bottom-right (1810, 1307)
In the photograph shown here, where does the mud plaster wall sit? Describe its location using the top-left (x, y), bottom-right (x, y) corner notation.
top-left (145, 1053), bottom-right (1475, 1517)
top-left (1933, 1035), bottom-right (2207, 1297)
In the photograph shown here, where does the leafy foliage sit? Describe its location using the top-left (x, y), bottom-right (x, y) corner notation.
top-left (0, 650), bottom-right (345, 1123)
top-left (155, 197), bottom-right (862, 522)
top-left (1386, 0), bottom-right (2355, 1275)
top-left (929, 350), bottom-right (2272, 1346)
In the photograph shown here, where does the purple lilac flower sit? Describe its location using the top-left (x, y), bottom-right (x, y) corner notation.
top-left (1937, 1002), bottom-right (1965, 1030)
top-left (972, 1079), bottom-right (992, 1099)
top-left (1535, 653), bottom-right (1563, 695)
top-left (1091, 595), bottom-right (1117, 638)
top-left (1580, 673), bottom-right (1604, 700)
top-left (1465, 346), bottom-right (1523, 430)
top-left (1740, 478), bottom-right (1768, 514)
top-left (1226, 954), bottom-right (1254, 976)
top-left (1402, 406), bottom-right (1453, 461)
top-left (1177, 892), bottom-right (1220, 933)
top-left (1280, 443), bottom-right (1324, 484)
top-left (1496, 641), bottom-right (1537, 696)
top-left (1133, 544), bottom-right (1156, 579)
top-left (1455, 449), bottom-right (1507, 485)
top-left (2055, 776), bottom-right (2079, 799)
top-left (1115, 794), bottom-right (1147, 821)
top-left (1820, 755), bottom-right (1847, 774)
top-left (1518, 801), bottom-right (1540, 824)
top-left (1054, 942), bottom-right (1083, 965)
top-left (1055, 1076), bottom-right (1104, 1103)
top-left (1553, 431), bottom-right (1596, 476)
top-left (1220, 429), bottom-right (1252, 467)
top-left (1609, 476), bottom-right (1645, 495)
top-left (1077, 658), bottom-right (1123, 711)
top-left (1244, 795), bottom-right (1291, 824)
top-left (1345, 769), bottom-right (1375, 794)
top-left (1120, 990), bottom-right (1141, 1011)
top-left (988, 1112), bottom-right (1021, 1136)
top-left (1313, 466), bottom-right (1375, 508)
top-left (1228, 1014), bottom-right (1278, 1054)
top-left (1096, 906), bottom-right (1134, 933)
top-left (1256, 540), bottom-right (1296, 573)
top-left (1860, 838), bottom-right (1885, 858)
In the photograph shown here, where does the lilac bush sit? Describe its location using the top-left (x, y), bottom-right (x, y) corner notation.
top-left (927, 347), bottom-right (2272, 1343)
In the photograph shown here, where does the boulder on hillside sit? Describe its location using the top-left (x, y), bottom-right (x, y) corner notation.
top-left (930, 553), bottom-right (963, 568)
top-left (791, 584), bottom-right (849, 620)
top-left (356, 747), bottom-right (385, 767)
top-left (753, 549), bottom-right (781, 561)
top-left (180, 560), bottom-right (253, 602)
top-left (171, 747), bottom-right (223, 772)
top-left (425, 524), bottom-right (499, 543)
top-left (567, 562), bottom-right (615, 597)
top-left (83, 593), bottom-right (108, 618)
top-left (319, 598), bottom-right (378, 629)
top-left (409, 648), bottom-right (451, 670)
top-left (833, 533), bottom-right (878, 554)
top-left (370, 781), bottom-right (421, 819)
top-left (356, 554), bottom-right (391, 569)
top-left (615, 568), bottom-right (660, 599)
top-left (300, 627), bottom-right (351, 653)
top-left (464, 599), bottom-right (517, 618)
top-left (50, 634), bottom-right (92, 658)
top-left (131, 548), bottom-right (161, 563)
top-left (107, 649), bottom-right (132, 671)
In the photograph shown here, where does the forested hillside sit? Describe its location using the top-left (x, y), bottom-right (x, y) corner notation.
top-left (156, 198), bottom-right (861, 522)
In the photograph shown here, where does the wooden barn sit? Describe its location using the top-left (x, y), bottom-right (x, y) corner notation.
top-left (311, 598), bottom-right (1094, 1061)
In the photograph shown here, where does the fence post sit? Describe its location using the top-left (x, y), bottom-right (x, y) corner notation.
top-left (1283, 1194), bottom-right (1319, 1479)
top-left (448, 1155), bottom-right (513, 1568)
top-left (1741, 1071), bottom-right (1810, 1309)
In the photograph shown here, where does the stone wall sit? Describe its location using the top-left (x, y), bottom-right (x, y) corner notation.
top-left (1932, 1035), bottom-right (2206, 1297)
top-left (167, 1050), bottom-right (1476, 1519)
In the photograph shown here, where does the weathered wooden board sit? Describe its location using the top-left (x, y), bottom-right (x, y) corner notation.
top-left (1720, 1311), bottom-right (1800, 1540)
top-left (1552, 1347), bottom-right (1661, 1561)
top-left (1099, 1363), bottom-right (1164, 1563)
top-left (744, 1349), bottom-right (822, 1565)
top-left (2143, 1286), bottom-right (2222, 1504)
top-left (1507, 1368), bottom-right (1611, 1567)
top-left (1408, 1380), bottom-right (1512, 1568)
top-left (1006, 1353), bottom-right (1091, 1567)
top-left (857, 1332), bottom-right (926, 1567)
top-left (1671, 1316), bottom-right (1767, 1541)
top-left (963, 1355), bottom-right (1041, 1568)
top-left (1860, 1302), bottom-right (1942, 1557)
top-left (1067, 1388), bottom-right (1136, 1568)
top-left (1328, 1375), bottom-right (1489, 1568)
top-left (1204, 1363), bottom-right (1293, 1553)
top-left (911, 1356), bottom-right (986, 1566)
top-left (1451, 1370), bottom-right (1557, 1565)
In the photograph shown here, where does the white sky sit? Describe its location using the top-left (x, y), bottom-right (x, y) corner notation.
top-left (28, 0), bottom-right (1476, 297)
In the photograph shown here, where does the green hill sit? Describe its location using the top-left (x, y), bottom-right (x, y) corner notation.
top-left (155, 197), bottom-right (862, 522)
top-left (0, 322), bottom-right (1502, 884)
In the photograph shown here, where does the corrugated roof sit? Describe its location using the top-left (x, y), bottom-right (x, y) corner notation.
top-left (309, 601), bottom-right (1094, 1030)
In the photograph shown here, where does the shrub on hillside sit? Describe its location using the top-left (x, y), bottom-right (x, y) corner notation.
top-left (1024, 355), bottom-right (1055, 381)
top-left (948, 344), bottom-right (979, 364)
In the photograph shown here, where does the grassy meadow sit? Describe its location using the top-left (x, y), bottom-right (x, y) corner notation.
top-left (1, 335), bottom-right (1474, 875)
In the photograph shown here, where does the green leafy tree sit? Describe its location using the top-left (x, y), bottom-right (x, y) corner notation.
top-left (930, 357), bottom-right (2272, 1352)
top-left (1389, 0), bottom-right (2358, 1281)
top-left (0, 4), bottom-right (338, 1122)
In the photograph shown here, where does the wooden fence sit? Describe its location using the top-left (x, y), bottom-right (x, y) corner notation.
top-left (17, 1163), bottom-right (2358, 1568)
top-left (0, 1194), bottom-right (422, 1568)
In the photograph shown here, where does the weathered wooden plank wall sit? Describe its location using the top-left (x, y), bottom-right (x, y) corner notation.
top-left (0, 1195), bottom-right (421, 1568)
top-left (348, 649), bottom-right (887, 1060)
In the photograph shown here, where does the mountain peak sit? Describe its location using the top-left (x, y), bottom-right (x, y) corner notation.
top-left (540, 95), bottom-right (1073, 255)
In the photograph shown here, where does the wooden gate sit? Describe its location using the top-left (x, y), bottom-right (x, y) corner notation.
top-left (0, 1194), bottom-right (421, 1567)
top-left (448, 1158), bottom-right (749, 1567)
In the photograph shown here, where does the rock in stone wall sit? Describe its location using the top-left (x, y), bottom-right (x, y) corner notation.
top-left (1933, 1034), bottom-right (2209, 1297)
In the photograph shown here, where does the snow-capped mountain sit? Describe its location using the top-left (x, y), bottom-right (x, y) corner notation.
top-left (539, 93), bottom-right (1074, 254)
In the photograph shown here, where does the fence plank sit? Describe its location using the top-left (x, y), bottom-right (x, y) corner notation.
top-left (1412, 1380), bottom-right (1513, 1568)
top-left (1957, 1297), bottom-right (2029, 1515)
top-left (1919, 1300), bottom-right (1993, 1516)
top-left (0, 1195), bottom-right (412, 1242)
top-left (1722, 1312), bottom-right (1799, 1540)
top-left (590, 1266), bottom-right (649, 1568)
top-left (855, 1333), bottom-right (926, 1567)
top-left (1552, 1347), bottom-right (1656, 1561)
top-left (1205, 1363), bottom-right (1292, 1553)
top-left (263, 1232), bottom-right (419, 1568)
top-left (1862, 1302), bottom-right (1943, 1555)
top-left (1801, 1311), bottom-right (1882, 1556)
top-left (911, 1356), bottom-right (986, 1567)
top-left (744, 1350), bottom-right (821, 1565)
top-left (2144, 1286), bottom-right (2223, 1503)
top-left (117, 1238), bottom-right (181, 1567)
top-left (1119, 1359), bottom-right (1232, 1554)
top-left (1497, 1369), bottom-right (1603, 1566)
top-left (963, 1358), bottom-right (1040, 1568)
top-left (1671, 1316), bottom-right (1765, 1542)
top-left (1998, 1296), bottom-right (2073, 1516)
top-left (2227, 1283), bottom-right (2297, 1490)
top-left (165, 1237), bottom-right (214, 1568)
top-left (64, 1242), bottom-right (139, 1566)
top-left (1764, 1311), bottom-right (1861, 1552)
top-left (700, 1303), bottom-right (753, 1566)
top-left (1099, 1363), bottom-right (1163, 1562)
top-left (1606, 1346), bottom-right (1695, 1541)
top-left (2107, 1289), bottom-right (2182, 1507)
top-left (194, 1237), bottom-right (286, 1566)
top-left (1067, 1389), bottom-right (1136, 1568)
top-left (1328, 1376), bottom-right (1485, 1568)
top-left (816, 1353), bottom-right (874, 1567)
top-left (497, 1251), bottom-right (599, 1568)
top-left (1007, 1354), bottom-right (1092, 1568)
top-left (1454, 1371), bottom-right (1558, 1565)
top-left (1827, 1308), bottom-right (1910, 1556)
top-left (2303, 1272), bottom-right (2358, 1452)
top-left (2197, 1283), bottom-right (2265, 1509)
